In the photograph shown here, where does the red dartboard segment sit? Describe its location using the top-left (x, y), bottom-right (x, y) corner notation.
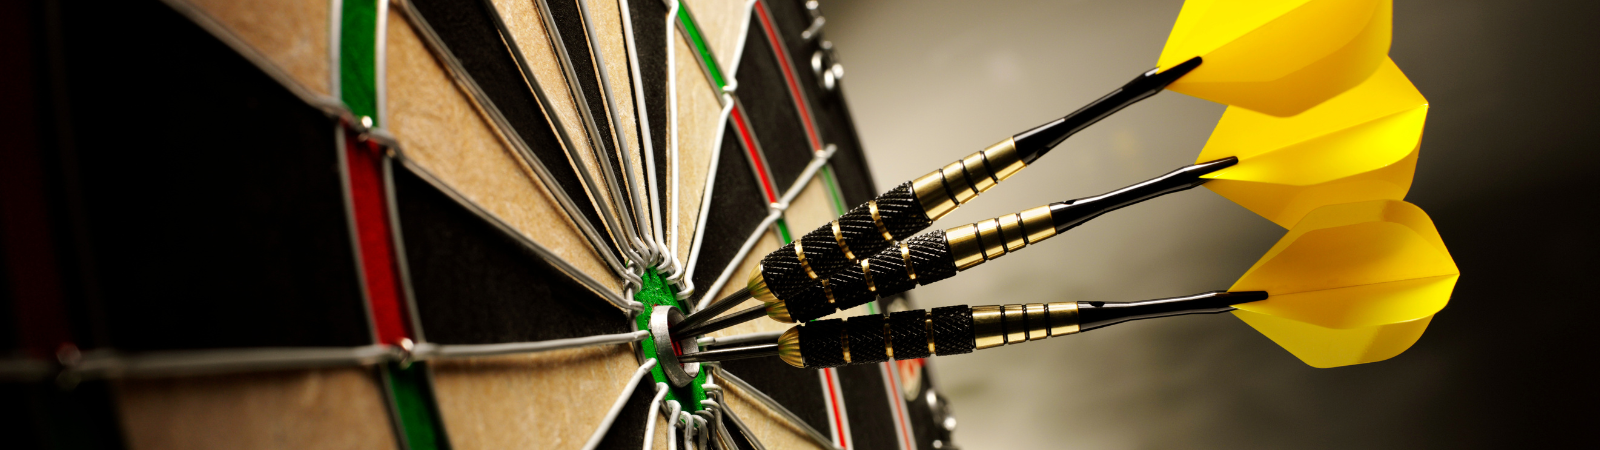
top-left (882, 362), bottom-right (917, 450)
top-left (753, 0), bottom-right (821, 150)
top-left (822, 367), bottom-right (851, 448)
top-left (344, 134), bottom-right (412, 344)
top-left (730, 106), bottom-right (781, 203)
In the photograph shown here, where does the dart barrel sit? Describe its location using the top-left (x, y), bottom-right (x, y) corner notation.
top-left (779, 303), bottom-right (1080, 369)
top-left (751, 139), bottom-right (1026, 305)
top-left (769, 206), bottom-right (1060, 322)
top-left (753, 158), bottom-right (1234, 323)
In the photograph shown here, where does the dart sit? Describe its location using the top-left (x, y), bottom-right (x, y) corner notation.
top-left (1198, 58), bottom-right (1428, 228)
top-left (673, 157), bottom-right (1238, 339)
top-left (682, 0), bottom-right (1397, 329)
top-left (673, 199), bottom-right (1456, 369)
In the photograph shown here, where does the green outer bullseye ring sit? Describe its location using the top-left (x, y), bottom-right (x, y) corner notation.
top-left (634, 269), bottom-right (708, 412)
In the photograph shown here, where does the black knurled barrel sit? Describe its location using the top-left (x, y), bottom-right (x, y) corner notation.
top-left (784, 285), bottom-right (836, 324)
top-left (845, 314), bottom-right (889, 364)
top-left (930, 305), bottom-right (976, 356)
top-left (789, 230), bottom-right (958, 322)
top-left (798, 306), bottom-right (978, 368)
top-left (905, 231), bottom-right (958, 286)
top-left (797, 319), bottom-right (847, 368)
top-left (761, 182), bottom-right (933, 301)
top-left (887, 310), bottom-right (932, 360)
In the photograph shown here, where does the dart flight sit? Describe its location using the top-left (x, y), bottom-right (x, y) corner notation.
top-left (1231, 200), bottom-right (1458, 368)
top-left (1196, 59), bottom-right (1427, 228)
top-left (1158, 0), bottom-right (1392, 116)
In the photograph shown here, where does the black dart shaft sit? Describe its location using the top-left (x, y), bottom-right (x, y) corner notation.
top-left (677, 343), bottom-right (780, 364)
top-left (670, 303), bottom-right (770, 340)
top-left (674, 291), bottom-right (1267, 369)
top-left (689, 58), bottom-right (1204, 324)
top-left (676, 287), bottom-right (748, 333)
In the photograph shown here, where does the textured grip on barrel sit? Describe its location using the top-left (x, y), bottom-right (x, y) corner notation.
top-left (875, 182), bottom-right (935, 238)
top-left (783, 285), bottom-right (836, 324)
top-left (930, 305), bottom-right (976, 356)
top-left (887, 310), bottom-right (932, 360)
top-left (795, 306), bottom-right (978, 368)
top-left (794, 230), bottom-right (958, 322)
top-left (845, 314), bottom-right (889, 364)
top-left (761, 182), bottom-right (933, 300)
top-left (798, 319), bottom-right (847, 368)
top-left (906, 231), bottom-right (958, 285)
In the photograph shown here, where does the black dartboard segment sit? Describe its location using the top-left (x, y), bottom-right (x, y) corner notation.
top-left (626, 0), bottom-right (672, 215)
top-left (53, 0), bottom-right (370, 351)
top-left (544, 0), bottom-right (629, 191)
top-left (0, 237), bottom-right (17, 353)
top-left (720, 356), bottom-right (832, 440)
top-left (758, 0), bottom-right (879, 205)
top-left (592, 376), bottom-right (655, 450)
top-left (407, 0), bottom-right (621, 258)
top-left (838, 363), bottom-right (901, 450)
top-left (392, 166), bottom-right (628, 345)
top-left (733, 20), bottom-right (813, 194)
top-left (902, 366), bottom-right (953, 450)
top-left (721, 412), bottom-right (761, 450)
top-left (0, 380), bottom-right (125, 450)
top-left (689, 125), bottom-right (770, 302)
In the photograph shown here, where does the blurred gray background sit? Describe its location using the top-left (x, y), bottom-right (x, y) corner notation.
top-left (821, 0), bottom-right (1598, 448)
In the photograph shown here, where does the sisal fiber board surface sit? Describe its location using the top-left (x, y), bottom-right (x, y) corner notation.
top-left (708, 229), bottom-right (784, 333)
top-left (181, 0), bottom-right (331, 96)
top-left (586, 0), bottom-right (649, 202)
top-left (385, 7), bottom-right (620, 293)
top-left (671, 30), bottom-right (725, 267)
top-left (784, 176), bottom-right (840, 234)
top-left (682, 0), bottom-right (749, 74)
top-left (721, 369), bottom-right (829, 450)
top-left (703, 178), bottom-right (834, 339)
top-left (114, 368), bottom-right (398, 450)
top-left (428, 344), bottom-right (642, 449)
top-left (485, 0), bottom-right (622, 231)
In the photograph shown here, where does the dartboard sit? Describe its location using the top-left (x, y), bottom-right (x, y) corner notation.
top-left (1, 0), bottom-right (955, 449)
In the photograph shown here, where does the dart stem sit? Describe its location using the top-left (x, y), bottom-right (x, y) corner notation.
top-left (671, 303), bottom-right (769, 340)
top-left (1045, 155), bottom-right (1235, 234)
top-left (678, 343), bottom-right (779, 364)
top-left (678, 287), bottom-right (750, 333)
top-left (698, 331), bottom-right (784, 348)
top-left (1076, 290), bottom-right (1267, 332)
top-left (1012, 56), bottom-right (1201, 163)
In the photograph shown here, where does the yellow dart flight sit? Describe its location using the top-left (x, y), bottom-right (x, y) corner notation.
top-left (1159, 0), bottom-right (1393, 116)
top-left (1198, 59), bottom-right (1429, 228)
top-left (1231, 200), bottom-right (1458, 368)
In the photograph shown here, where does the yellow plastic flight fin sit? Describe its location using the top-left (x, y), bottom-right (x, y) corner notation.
top-left (1198, 59), bottom-right (1427, 228)
top-left (1158, 0), bottom-right (1392, 116)
top-left (1230, 200), bottom-right (1458, 368)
